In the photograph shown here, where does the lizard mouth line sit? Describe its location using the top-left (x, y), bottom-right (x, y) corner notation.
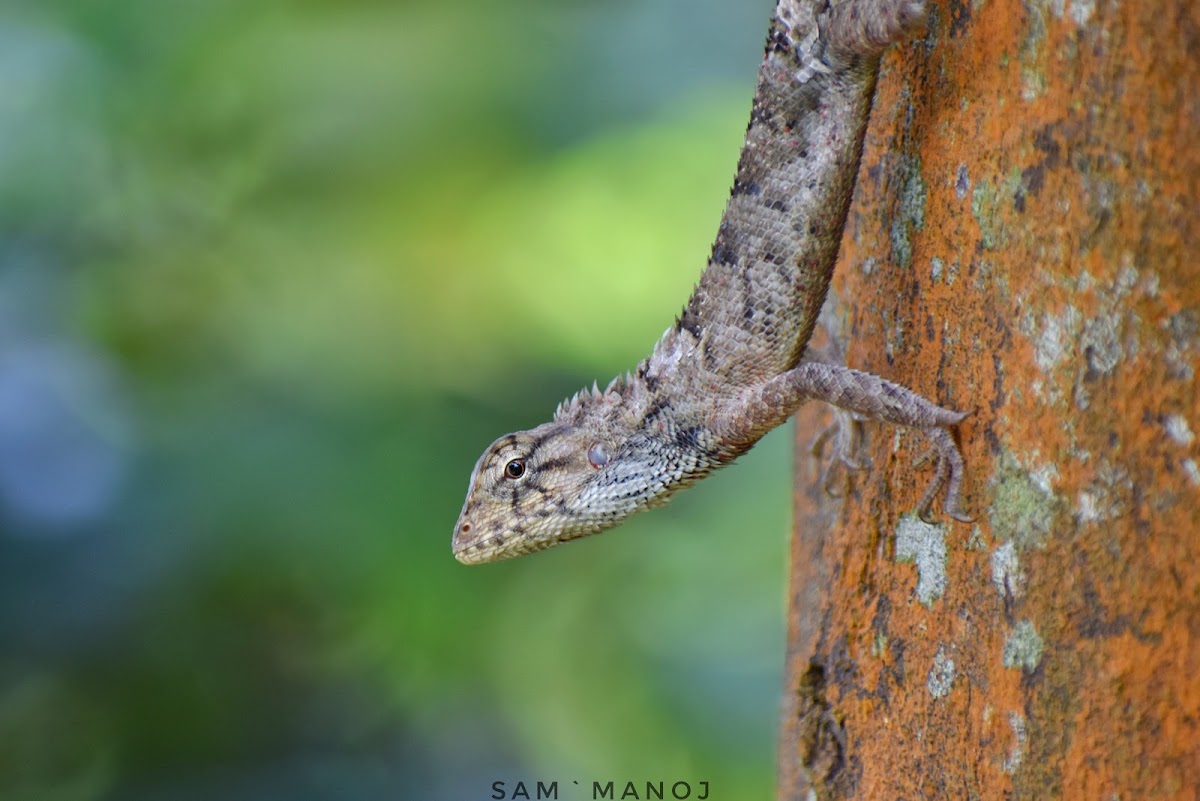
top-left (453, 527), bottom-right (584, 565)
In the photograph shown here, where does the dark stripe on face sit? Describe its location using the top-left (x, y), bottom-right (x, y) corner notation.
top-left (491, 434), bottom-right (519, 455)
top-left (523, 426), bottom-right (570, 464)
top-left (534, 455), bottom-right (575, 473)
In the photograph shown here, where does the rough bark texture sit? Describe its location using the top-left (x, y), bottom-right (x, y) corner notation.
top-left (778, 0), bottom-right (1199, 798)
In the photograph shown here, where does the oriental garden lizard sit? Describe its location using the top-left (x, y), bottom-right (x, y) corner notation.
top-left (454, 0), bottom-right (970, 564)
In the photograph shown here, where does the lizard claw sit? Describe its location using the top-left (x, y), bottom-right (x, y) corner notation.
top-left (913, 425), bottom-right (974, 524)
top-left (811, 409), bottom-right (872, 498)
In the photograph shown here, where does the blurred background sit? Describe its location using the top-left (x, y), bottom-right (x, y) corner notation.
top-left (0, 0), bottom-right (793, 798)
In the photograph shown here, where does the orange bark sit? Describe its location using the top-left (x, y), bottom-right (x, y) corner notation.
top-left (779, 0), bottom-right (1199, 798)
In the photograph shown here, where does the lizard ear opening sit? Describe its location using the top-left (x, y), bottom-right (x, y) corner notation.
top-left (588, 442), bottom-right (610, 469)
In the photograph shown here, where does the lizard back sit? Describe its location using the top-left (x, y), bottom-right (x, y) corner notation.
top-left (669, 1), bottom-right (884, 389)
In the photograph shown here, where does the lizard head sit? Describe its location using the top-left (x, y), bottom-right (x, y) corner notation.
top-left (453, 422), bottom-right (618, 564)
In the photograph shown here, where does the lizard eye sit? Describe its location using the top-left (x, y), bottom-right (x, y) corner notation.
top-left (503, 458), bottom-right (526, 479)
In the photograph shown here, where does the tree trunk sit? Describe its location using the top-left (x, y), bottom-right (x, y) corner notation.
top-left (778, 0), bottom-right (1198, 798)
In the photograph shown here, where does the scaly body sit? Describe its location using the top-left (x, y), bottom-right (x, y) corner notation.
top-left (454, 0), bottom-right (969, 565)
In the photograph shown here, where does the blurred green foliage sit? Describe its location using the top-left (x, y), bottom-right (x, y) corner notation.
top-left (0, 1), bottom-right (793, 799)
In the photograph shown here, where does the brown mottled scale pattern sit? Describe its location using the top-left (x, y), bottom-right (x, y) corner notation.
top-left (679, 4), bottom-right (876, 388)
top-left (453, 0), bottom-right (969, 565)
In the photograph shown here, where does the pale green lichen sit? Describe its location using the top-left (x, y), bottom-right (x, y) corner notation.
top-left (971, 179), bottom-right (1004, 250)
top-left (1019, 0), bottom-right (1050, 101)
top-left (873, 632), bottom-right (888, 659)
top-left (1021, 66), bottom-right (1047, 102)
top-left (1003, 711), bottom-right (1027, 773)
top-left (1076, 460), bottom-right (1133, 524)
top-left (1069, 0), bottom-right (1095, 24)
top-left (965, 524), bottom-right (988, 551)
top-left (1164, 414), bottom-right (1194, 446)
top-left (971, 257), bottom-right (1008, 299)
top-left (927, 255), bottom-right (958, 286)
top-left (884, 307), bottom-right (906, 363)
top-left (1003, 620), bottom-right (1044, 672)
top-left (1183, 459), bottom-right (1200, 487)
top-left (1073, 311), bottom-right (1125, 411)
top-left (1028, 305), bottom-right (1083, 373)
top-left (895, 515), bottom-right (948, 606)
top-left (991, 541), bottom-right (1024, 598)
top-left (1047, 0), bottom-right (1095, 25)
top-left (1165, 310), bottom-right (1198, 381)
top-left (927, 646), bottom-right (956, 699)
top-left (890, 154), bottom-right (927, 269)
top-left (1081, 314), bottom-right (1123, 375)
top-left (988, 455), bottom-right (1063, 551)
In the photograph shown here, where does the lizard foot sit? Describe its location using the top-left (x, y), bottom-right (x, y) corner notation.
top-left (912, 422), bottom-right (973, 524)
top-left (776, 363), bottom-right (972, 521)
top-left (810, 408), bottom-right (872, 498)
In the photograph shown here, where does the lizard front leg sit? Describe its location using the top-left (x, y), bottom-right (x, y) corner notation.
top-left (715, 363), bottom-right (971, 522)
